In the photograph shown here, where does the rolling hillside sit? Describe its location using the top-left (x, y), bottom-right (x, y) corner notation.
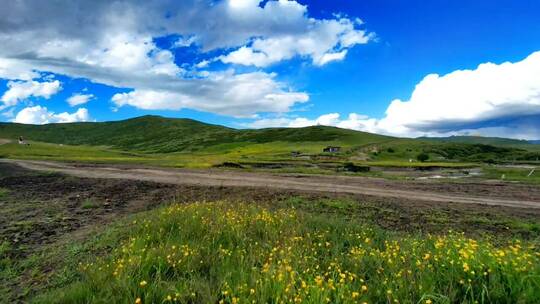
top-left (419, 135), bottom-right (537, 148)
top-left (0, 115), bottom-right (392, 153)
top-left (2, 115), bottom-right (539, 166)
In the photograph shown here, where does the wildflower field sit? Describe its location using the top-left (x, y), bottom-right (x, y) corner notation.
top-left (33, 201), bottom-right (540, 304)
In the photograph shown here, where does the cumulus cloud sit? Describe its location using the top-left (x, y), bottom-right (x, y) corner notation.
top-left (111, 71), bottom-right (309, 117)
top-left (67, 93), bottom-right (94, 107)
top-left (246, 112), bottom-right (540, 140)
top-left (245, 51), bottom-right (540, 140)
top-left (372, 51), bottom-right (540, 136)
top-left (1, 80), bottom-right (62, 107)
top-left (0, 58), bottom-right (40, 80)
top-left (13, 106), bottom-right (90, 124)
top-left (316, 50), bottom-right (348, 66)
top-left (243, 113), bottom-right (379, 133)
top-left (220, 18), bottom-right (370, 67)
top-left (0, 0), bottom-right (371, 117)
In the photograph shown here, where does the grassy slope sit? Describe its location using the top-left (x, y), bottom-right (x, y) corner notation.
top-left (420, 135), bottom-right (534, 147)
top-left (0, 115), bottom-right (392, 154)
top-left (365, 138), bottom-right (540, 164)
top-left (0, 116), bottom-right (237, 153)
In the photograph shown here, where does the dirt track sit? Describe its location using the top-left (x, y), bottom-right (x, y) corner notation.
top-left (3, 159), bottom-right (540, 209)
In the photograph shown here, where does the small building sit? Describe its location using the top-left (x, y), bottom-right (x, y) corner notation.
top-left (323, 146), bottom-right (341, 153)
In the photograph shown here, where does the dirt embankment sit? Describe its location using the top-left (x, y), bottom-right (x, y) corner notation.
top-left (3, 159), bottom-right (540, 209)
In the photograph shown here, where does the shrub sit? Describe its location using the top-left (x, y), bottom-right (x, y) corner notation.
top-left (417, 152), bottom-right (429, 162)
top-left (343, 162), bottom-right (370, 172)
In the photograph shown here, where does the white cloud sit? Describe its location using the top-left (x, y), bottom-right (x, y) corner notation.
top-left (1, 80), bottom-right (62, 107)
top-left (0, 1), bottom-right (372, 117)
top-left (246, 51), bottom-right (540, 140)
top-left (173, 35), bottom-right (197, 48)
top-left (316, 50), bottom-right (348, 66)
top-left (111, 71), bottom-right (309, 117)
top-left (371, 51), bottom-right (540, 137)
top-left (195, 60), bottom-right (210, 68)
top-left (220, 18), bottom-right (371, 67)
top-left (67, 93), bottom-right (94, 107)
top-left (221, 47), bottom-right (274, 68)
top-left (0, 58), bottom-right (40, 80)
top-left (246, 112), bottom-right (540, 140)
top-left (13, 106), bottom-right (90, 124)
top-left (244, 113), bottom-right (379, 133)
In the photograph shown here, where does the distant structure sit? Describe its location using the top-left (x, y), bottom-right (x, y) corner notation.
top-left (323, 146), bottom-right (341, 153)
top-left (18, 136), bottom-right (30, 146)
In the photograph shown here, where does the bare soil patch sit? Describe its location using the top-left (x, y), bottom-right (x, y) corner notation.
top-left (4, 159), bottom-right (540, 209)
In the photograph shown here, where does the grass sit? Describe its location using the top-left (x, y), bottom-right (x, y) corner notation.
top-left (481, 166), bottom-right (540, 184)
top-left (420, 135), bottom-right (540, 150)
top-left (0, 140), bottom-right (501, 171)
top-left (0, 188), bottom-right (8, 198)
top-left (81, 200), bottom-right (99, 209)
top-left (33, 201), bottom-right (540, 304)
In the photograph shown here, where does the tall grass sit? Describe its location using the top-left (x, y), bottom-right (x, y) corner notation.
top-left (35, 202), bottom-right (540, 303)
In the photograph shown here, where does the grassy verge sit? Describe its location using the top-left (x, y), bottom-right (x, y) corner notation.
top-left (481, 166), bottom-right (540, 184)
top-left (0, 141), bottom-right (481, 174)
top-left (32, 201), bottom-right (540, 304)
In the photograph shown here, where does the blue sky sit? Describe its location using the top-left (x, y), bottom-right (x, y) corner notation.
top-left (1, 0), bottom-right (539, 139)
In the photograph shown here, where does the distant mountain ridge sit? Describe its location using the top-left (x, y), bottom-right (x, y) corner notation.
top-left (1, 115), bottom-right (537, 154)
top-left (419, 135), bottom-right (537, 148)
top-left (0, 115), bottom-right (391, 153)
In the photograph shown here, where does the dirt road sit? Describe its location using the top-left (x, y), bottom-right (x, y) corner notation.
top-left (3, 159), bottom-right (540, 209)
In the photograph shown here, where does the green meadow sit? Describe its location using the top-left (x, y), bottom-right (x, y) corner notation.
top-left (31, 201), bottom-right (540, 304)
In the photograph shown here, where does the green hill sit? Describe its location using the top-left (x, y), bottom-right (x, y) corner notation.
top-left (0, 115), bottom-right (392, 153)
top-left (419, 135), bottom-right (535, 148)
top-left (2, 115), bottom-right (539, 166)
